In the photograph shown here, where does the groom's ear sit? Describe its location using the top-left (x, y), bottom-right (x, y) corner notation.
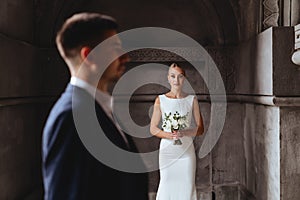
top-left (80, 46), bottom-right (91, 58)
top-left (80, 46), bottom-right (94, 64)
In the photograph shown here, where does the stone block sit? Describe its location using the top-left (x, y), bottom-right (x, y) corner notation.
top-left (280, 107), bottom-right (300, 200)
top-left (0, 35), bottom-right (67, 98)
top-left (215, 185), bottom-right (239, 200)
top-left (236, 28), bottom-right (273, 95)
top-left (0, 0), bottom-right (34, 42)
top-left (273, 27), bottom-right (300, 96)
top-left (212, 103), bottom-right (246, 185)
top-left (0, 102), bottom-right (51, 199)
top-left (245, 104), bottom-right (280, 200)
top-left (197, 189), bottom-right (212, 200)
top-left (236, 27), bottom-right (300, 96)
top-left (215, 184), bottom-right (256, 200)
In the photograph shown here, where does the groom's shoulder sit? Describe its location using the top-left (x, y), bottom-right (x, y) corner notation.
top-left (52, 84), bottom-right (92, 112)
top-left (44, 84), bottom-right (96, 130)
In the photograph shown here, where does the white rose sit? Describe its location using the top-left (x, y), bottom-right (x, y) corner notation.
top-left (178, 118), bottom-right (186, 125)
top-left (172, 120), bottom-right (179, 130)
top-left (165, 120), bottom-right (172, 131)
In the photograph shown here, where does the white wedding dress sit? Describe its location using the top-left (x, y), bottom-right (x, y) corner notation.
top-left (156, 94), bottom-right (197, 200)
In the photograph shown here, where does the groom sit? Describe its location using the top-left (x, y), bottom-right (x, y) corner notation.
top-left (42, 13), bottom-right (148, 200)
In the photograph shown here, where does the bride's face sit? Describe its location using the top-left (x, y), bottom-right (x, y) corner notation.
top-left (168, 67), bottom-right (185, 89)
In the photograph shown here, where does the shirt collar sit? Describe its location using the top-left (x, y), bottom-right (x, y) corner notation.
top-left (70, 77), bottom-right (113, 110)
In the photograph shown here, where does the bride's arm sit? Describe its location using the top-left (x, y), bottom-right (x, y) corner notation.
top-left (179, 96), bottom-right (204, 137)
top-left (150, 97), bottom-right (174, 139)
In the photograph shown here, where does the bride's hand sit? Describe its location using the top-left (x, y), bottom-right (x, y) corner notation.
top-left (164, 131), bottom-right (176, 139)
top-left (177, 130), bottom-right (183, 138)
top-left (171, 131), bottom-right (180, 140)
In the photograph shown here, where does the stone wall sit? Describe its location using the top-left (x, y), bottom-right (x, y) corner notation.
top-left (0, 1), bottom-right (300, 199)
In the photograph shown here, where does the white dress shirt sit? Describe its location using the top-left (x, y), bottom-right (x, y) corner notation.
top-left (70, 77), bottom-right (129, 146)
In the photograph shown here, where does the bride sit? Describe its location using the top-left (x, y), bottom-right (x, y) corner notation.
top-left (150, 63), bottom-right (204, 200)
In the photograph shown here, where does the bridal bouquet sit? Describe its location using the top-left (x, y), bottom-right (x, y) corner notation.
top-left (162, 111), bottom-right (189, 145)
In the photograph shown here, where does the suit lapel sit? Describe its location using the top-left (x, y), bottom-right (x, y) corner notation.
top-left (94, 102), bottom-right (132, 151)
top-left (67, 84), bottom-right (134, 151)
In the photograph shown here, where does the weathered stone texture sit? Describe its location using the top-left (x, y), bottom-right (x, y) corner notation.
top-left (245, 104), bottom-right (280, 200)
top-left (0, 103), bottom-right (52, 199)
top-left (280, 107), bottom-right (300, 200)
top-left (0, 0), bottom-right (34, 42)
top-left (273, 27), bottom-right (300, 96)
top-left (212, 103), bottom-right (246, 185)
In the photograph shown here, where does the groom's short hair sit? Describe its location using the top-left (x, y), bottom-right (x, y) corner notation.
top-left (56, 12), bottom-right (118, 59)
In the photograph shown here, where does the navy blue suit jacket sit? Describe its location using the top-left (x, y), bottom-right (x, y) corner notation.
top-left (42, 84), bottom-right (148, 200)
